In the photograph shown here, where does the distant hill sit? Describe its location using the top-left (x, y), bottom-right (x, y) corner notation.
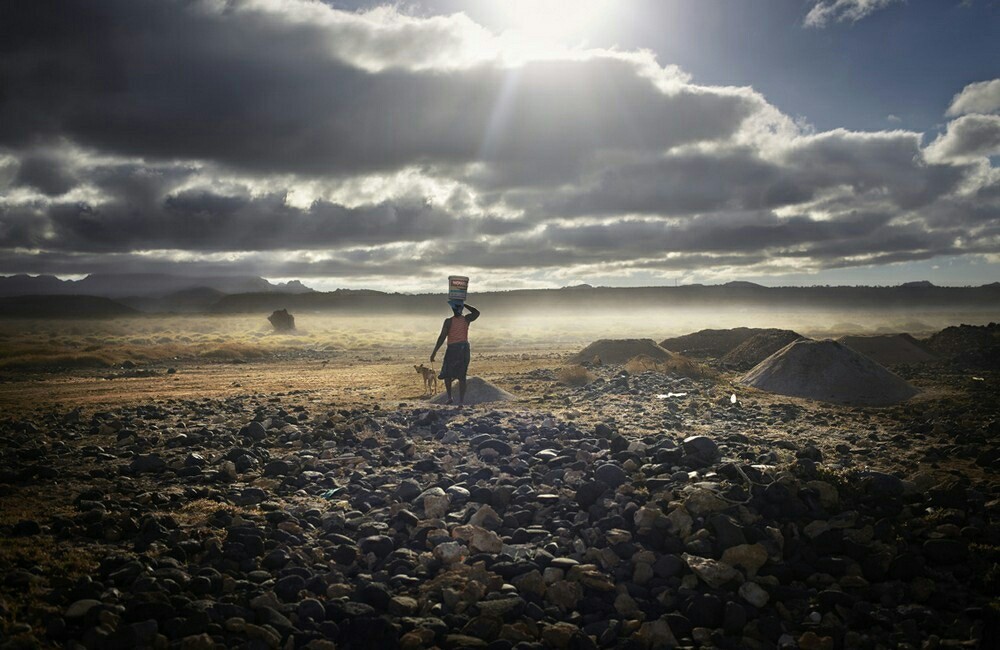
top-left (1, 278), bottom-right (998, 317)
top-left (0, 273), bottom-right (314, 299)
top-left (209, 283), bottom-right (1000, 315)
top-left (119, 287), bottom-right (227, 313)
top-left (0, 295), bottom-right (138, 318)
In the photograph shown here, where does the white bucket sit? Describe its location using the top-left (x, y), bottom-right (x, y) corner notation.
top-left (448, 275), bottom-right (469, 302)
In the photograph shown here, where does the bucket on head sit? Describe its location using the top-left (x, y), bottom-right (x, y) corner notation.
top-left (448, 275), bottom-right (469, 302)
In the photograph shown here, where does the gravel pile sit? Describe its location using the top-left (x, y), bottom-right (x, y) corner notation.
top-left (836, 334), bottom-right (937, 367)
top-left (428, 377), bottom-right (517, 406)
top-left (719, 331), bottom-right (803, 371)
top-left (923, 323), bottom-right (1000, 369)
top-left (741, 339), bottom-right (918, 406)
top-left (571, 340), bottom-right (672, 365)
top-left (660, 329), bottom-right (769, 359)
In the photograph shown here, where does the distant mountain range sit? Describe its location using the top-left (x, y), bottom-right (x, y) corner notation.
top-left (207, 281), bottom-right (1000, 315)
top-left (0, 273), bottom-right (314, 299)
top-left (0, 276), bottom-right (998, 318)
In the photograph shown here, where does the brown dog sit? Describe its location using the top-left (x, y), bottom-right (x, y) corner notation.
top-left (414, 364), bottom-right (439, 395)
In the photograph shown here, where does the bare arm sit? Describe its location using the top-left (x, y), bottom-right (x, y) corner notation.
top-left (464, 304), bottom-right (480, 322)
top-left (430, 318), bottom-right (449, 361)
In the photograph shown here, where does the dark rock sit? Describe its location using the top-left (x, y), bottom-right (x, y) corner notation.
top-left (360, 535), bottom-right (395, 559)
top-left (394, 479), bottom-right (422, 502)
top-left (684, 592), bottom-right (724, 629)
top-left (129, 454), bottom-right (167, 474)
top-left (575, 481), bottom-right (608, 510)
top-left (262, 549), bottom-right (290, 570)
top-left (12, 520), bottom-right (41, 536)
top-left (862, 472), bottom-right (904, 497)
top-left (594, 464), bottom-right (628, 489)
top-left (708, 514), bottom-right (747, 550)
top-left (923, 539), bottom-right (969, 565)
top-left (297, 598), bottom-right (326, 622)
top-left (268, 309), bottom-right (296, 331)
top-left (724, 601), bottom-right (747, 636)
top-left (477, 439), bottom-right (513, 456)
top-left (243, 421), bottom-right (267, 441)
top-left (683, 436), bottom-right (720, 463)
top-left (234, 487), bottom-right (268, 506)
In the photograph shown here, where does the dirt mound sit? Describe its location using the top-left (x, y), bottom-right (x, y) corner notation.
top-left (428, 377), bottom-right (516, 405)
top-left (837, 334), bottom-right (937, 366)
top-left (660, 328), bottom-right (770, 359)
top-left (741, 339), bottom-right (918, 406)
top-left (923, 323), bottom-right (1000, 369)
top-left (571, 339), bottom-right (672, 365)
top-left (720, 330), bottom-right (804, 370)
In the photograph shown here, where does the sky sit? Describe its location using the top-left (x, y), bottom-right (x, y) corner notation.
top-left (0, 0), bottom-right (998, 291)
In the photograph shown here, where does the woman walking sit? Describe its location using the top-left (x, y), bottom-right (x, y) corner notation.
top-left (430, 301), bottom-right (480, 405)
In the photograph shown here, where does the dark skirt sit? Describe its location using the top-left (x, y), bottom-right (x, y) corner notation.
top-left (439, 341), bottom-right (470, 380)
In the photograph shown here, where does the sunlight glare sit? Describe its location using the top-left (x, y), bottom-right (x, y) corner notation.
top-left (489, 0), bottom-right (614, 50)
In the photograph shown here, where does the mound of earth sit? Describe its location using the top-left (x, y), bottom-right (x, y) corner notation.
top-left (923, 323), bottom-right (1000, 369)
top-left (571, 339), bottom-right (672, 365)
top-left (720, 329), bottom-right (804, 370)
top-left (660, 328), bottom-right (770, 358)
top-left (428, 377), bottom-right (516, 405)
top-left (741, 339), bottom-right (918, 406)
top-left (837, 333), bottom-right (937, 366)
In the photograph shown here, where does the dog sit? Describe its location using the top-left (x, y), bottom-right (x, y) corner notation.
top-left (414, 363), bottom-right (439, 395)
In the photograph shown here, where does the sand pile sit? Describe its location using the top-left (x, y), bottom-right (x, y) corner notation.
top-left (428, 377), bottom-right (516, 405)
top-left (660, 328), bottom-right (770, 359)
top-left (720, 330), bottom-right (803, 370)
top-left (837, 334), bottom-right (937, 366)
top-left (571, 339), bottom-right (672, 365)
top-left (923, 323), bottom-right (1000, 369)
top-left (741, 339), bottom-right (918, 406)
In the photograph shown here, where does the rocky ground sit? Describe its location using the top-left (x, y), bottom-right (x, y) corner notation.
top-left (0, 352), bottom-right (997, 649)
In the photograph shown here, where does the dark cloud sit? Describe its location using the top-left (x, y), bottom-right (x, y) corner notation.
top-left (0, 0), bottom-right (754, 183)
top-left (533, 149), bottom-right (811, 217)
top-left (12, 153), bottom-right (78, 196)
top-left (0, 189), bottom-right (527, 253)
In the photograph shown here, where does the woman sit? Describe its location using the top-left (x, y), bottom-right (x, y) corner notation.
top-left (430, 301), bottom-right (480, 405)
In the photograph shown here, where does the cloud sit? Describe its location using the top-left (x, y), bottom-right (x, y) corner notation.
top-left (0, 1), bottom-right (996, 287)
top-left (946, 78), bottom-right (1000, 117)
top-left (0, 0), bottom-right (752, 184)
top-left (926, 114), bottom-right (1000, 162)
top-left (804, 0), bottom-right (903, 27)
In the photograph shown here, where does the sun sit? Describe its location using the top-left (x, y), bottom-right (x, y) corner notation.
top-left (487, 0), bottom-right (615, 49)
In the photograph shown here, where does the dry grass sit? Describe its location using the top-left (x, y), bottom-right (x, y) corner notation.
top-left (0, 352), bottom-right (117, 370)
top-left (624, 353), bottom-right (717, 380)
top-left (197, 342), bottom-right (270, 361)
top-left (556, 364), bottom-right (596, 386)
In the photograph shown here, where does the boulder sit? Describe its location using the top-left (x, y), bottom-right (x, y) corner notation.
top-left (268, 309), bottom-right (295, 331)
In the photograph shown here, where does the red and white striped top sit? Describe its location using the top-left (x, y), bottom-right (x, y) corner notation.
top-left (447, 316), bottom-right (469, 343)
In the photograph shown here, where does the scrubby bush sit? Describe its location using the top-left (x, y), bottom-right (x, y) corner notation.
top-left (557, 364), bottom-right (596, 386)
top-left (624, 354), bottom-right (716, 379)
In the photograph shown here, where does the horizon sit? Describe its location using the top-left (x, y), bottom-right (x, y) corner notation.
top-left (2, 271), bottom-right (997, 293)
top-left (1, 1), bottom-right (998, 287)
